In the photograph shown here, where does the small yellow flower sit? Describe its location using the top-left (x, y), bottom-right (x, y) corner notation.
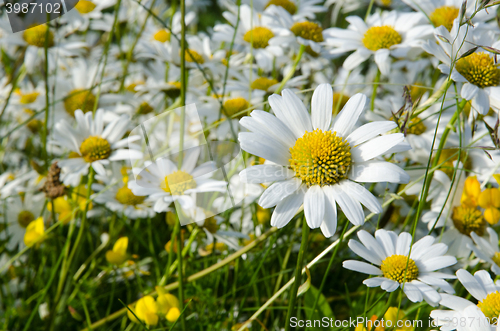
top-left (461, 176), bottom-right (481, 208)
top-left (24, 217), bottom-right (45, 247)
top-left (156, 286), bottom-right (181, 322)
top-left (105, 237), bottom-right (128, 265)
top-left (479, 188), bottom-right (500, 225)
top-left (127, 296), bottom-right (159, 326)
top-left (47, 197), bottom-right (72, 224)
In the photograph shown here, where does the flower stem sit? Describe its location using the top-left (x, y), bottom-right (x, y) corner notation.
top-left (275, 44), bottom-right (306, 95)
top-left (370, 69), bottom-right (381, 111)
top-left (175, 220), bottom-right (186, 331)
top-left (284, 217), bottom-right (309, 331)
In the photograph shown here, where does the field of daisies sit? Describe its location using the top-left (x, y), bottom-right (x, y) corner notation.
top-left (2, 0), bottom-right (500, 330)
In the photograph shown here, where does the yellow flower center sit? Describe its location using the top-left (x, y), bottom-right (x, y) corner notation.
top-left (184, 49), bottom-right (205, 64)
top-left (362, 26), bottom-right (401, 51)
top-left (137, 101), bottom-right (154, 115)
top-left (251, 77), bottom-right (278, 91)
top-left (256, 205), bottom-right (271, 224)
top-left (264, 0), bottom-right (297, 14)
top-left (243, 27), bottom-right (274, 49)
top-left (223, 97), bottom-right (250, 119)
top-left (75, 0), bottom-right (96, 14)
top-left (23, 25), bottom-right (54, 48)
top-left (203, 217), bottom-right (219, 233)
top-left (452, 206), bottom-right (485, 236)
top-left (478, 291), bottom-right (500, 321)
top-left (154, 29), bottom-right (171, 43)
top-left (20, 92), bottom-right (40, 104)
top-left (332, 93), bottom-right (350, 114)
top-left (18, 210), bottom-right (35, 228)
top-left (492, 252), bottom-right (500, 267)
top-left (64, 89), bottom-right (97, 115)
top-left (290, 21), bottom-right (324, 42)
top-left (430, 6), bottom-right (459, 31)
top-left (407, 117), bottom-right (427, 135)
top-left (379, 0), bottom-right (392, 6)
top-left (289, 129), bottom-right (351, 186)
top-left (161, 170), bottom-right (197, 195)
top-left (115, 186), bottom-right (145, 206)
top-left (79, 136), bottom-right (112, 162)
top-left (381, 255), bottom-right (419, 283)
top-left (455, 52), bottom-right (500, 88)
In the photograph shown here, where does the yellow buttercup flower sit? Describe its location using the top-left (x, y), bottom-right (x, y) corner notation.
top-left (127, 296), bottom-right (159, 326)
top-left (461, 176), bottom-right (481, 208)
top-left (47, 197), bottom-right (72, 224)
top-left (105, 237), bottom-right (128, 265)
top-left (479, 188), bottom-right (500, 225)
top-left (24, 217), bottom-right (45, 247)
top-left (156, 286), bottom-right (181, 322)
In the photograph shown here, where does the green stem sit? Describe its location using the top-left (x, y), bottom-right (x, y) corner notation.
top-left (175, 221), bottom-right (186, 331)
top-left (284, 217), bottom-right (309, 331)
top-left (365, 0), bottom-right (375, 20)
top-left (275, 45), bottom-right (306, 95)
top-left (370, 69), bottom-right (381, 111)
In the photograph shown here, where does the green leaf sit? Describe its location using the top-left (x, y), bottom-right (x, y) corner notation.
top-left (303, 285), bottom-right (335, 330)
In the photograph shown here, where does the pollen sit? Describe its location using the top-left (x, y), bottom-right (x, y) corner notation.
top-left (478, 291), bottom-right (500, 321)
top-left (381, 255), bottom-right (419, 283)
top-left (452, 205), bottom-right (485, 236)
top-left (455, 52), bottom-right (500, 88)
top-left (243, 27), bottom-right (274, 49)
top-left (161, 170), bottom-right (197, 195)
top-left (289, 129), bottom-right (351, 186)
top-left (290, 21), bottom-right (324, 42)
top-left (184, 49), bottom-right (205, 64)
top-left (154, 29), bottom-right (171, 43)
top-left (223, 97), bottom-right (250, 119)
top-left (362, 26), bottom-right (402, 51)
top-left (20, 92), bottom-right (40, 104)
top-left (23, 25), bottom-right (54, 48)
top-left (251, 77), bottom-right (278, 91)
top-left (430, 6), bottom-right (459, 31)
top-left (75, 0), bottom-right (96, 14)
top-left (115, 185), bottom-right (146, 206)
top-left (79, 136), bottom-right (112, 162)
top-left (18, 210), bottom-right (35, 228)
top-left (265, 0), bottom-right (297, 14)
top-left (64, 89), bottom-right (97, 115)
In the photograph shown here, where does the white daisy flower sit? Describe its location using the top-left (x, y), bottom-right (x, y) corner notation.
top-left (248, 0), bottom-right (325, 20)
top-left (239, 84), bottom-right (410, 237)
top-left (431, 269), bottom-right (500, 331)
top-left (422, 20), bottom-right (500, 115)
top-left (323, 10), bottom-right (432, 75)
top-left (52, 109), bottom-right (143, 186)
top-left (470, 228), bottom-right (500, 275)
top-left (343, 229), bottom-right (457, 306)
top-left (128, 149), bottom-right (228, 215)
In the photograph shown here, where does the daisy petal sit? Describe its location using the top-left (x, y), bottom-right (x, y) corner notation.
top-left (270, 187), bottom-right (305, 228)
top-left (343, 260), bottom-right (383, 275)
top-left (332, 93), bottom-right (366, 137)
top-left (456, 269), bottom-right (487, 301)
top-left (304, 185), bottom-right (325, 229)
top-left (311, 84), bottom-right (333, 131)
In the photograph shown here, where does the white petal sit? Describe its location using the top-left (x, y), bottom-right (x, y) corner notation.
top-left (403, 283), bottom-right (423, 302)
top-left (347, 121), bottom-right (397, 146)
top-left (461, 83), bottom-right (479, 100)
top-left (241, 110), bottom-right (296, 147)
top-left (420, 256), bottom-right (457, 272)
top-left (349, 161), bottom-right (410, 184)
top-left (412, 281), bottom-right (441, 306)
top-left (456, 269), bottom-right (487, 301)
top-left (363, 277), bottom-right (386, 287)
top-left (259, 178), bottom-right (302, 208)
top-left (350, 133), bottom-right (405, 162)
top-left (471, 88), bottom-right (490, 115)
top-left (332, 93), bottom-right (367, 137)
top-left (330, 185), bottom-right (365, 226)
top-left (343, 260), bottom-right (383, 275)
top-left (320, 186), bottom-right (337, 237)
top-left (357, 230), bottom-right (387, 261)
top-left (381, 279), bottom-right (399, 292)
top-left (348, 239), bottom-right (382, 265)
top-left (375, 229), bottom-right (397, 258)
top-left (474, 270), bottom-right (497, 295)
top-left (270, 188), bottom-right (305, 228)
top-left (239, 132), bottom-right (290, 166)
top-left (396, 232), bottom-right (412, 256)
top-left (311, 84), bottom-right (333, 131)
top-left (374, 49), bottom-right (391, 76)
top-left (340, 180), bottom-right (382, 214)
top-left (240, 165), bottom-right (295, 184)
top-left (438, 293), bottom-right (475, 311)
top-left (281, 89), bottom-right (313, 136)
top-left (304, 185), bottom-right (325, 229)
top-left (343, 49), bottom-right (371, 71)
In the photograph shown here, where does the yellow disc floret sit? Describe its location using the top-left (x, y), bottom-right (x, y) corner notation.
top-left (478, 291), bottom-right (500, 321)
top-left (18, 210), bottom-right (35, 228)
top-left (161, 170), bottom-right (197, 195)
top-left (251, 77), bottom-right (278, 91)
top-left (154, 29), bottom-right (171, 43)
top-left (381, 255), bottom-right (419, 283)
top-left (362, 26), bottom-right (402, 51)
top-left (64, 89), bottom-right (97, 115)
top-left (290, 21), bottom-right (324, 42)
top-left (289, 129), bottom-right (351, 186)
top-left (430, 6), bottom-right (459, 31)
top-left (75, 0), bottom-right (96, 14)
top-left (452, 205), bottom-right (485, 236)
top-left (265, 0), bottom-right (297, 14)
top-left (455, 52), bottom-right (500, 88)
top-left (243, 27), bottom-right (274, 49)
top-left (115, 186), bottom-right (145, 206)
top-left (184, 49), bottom-right (205, 64)
top-left (23, 25), bottom-right (54, 48)
top-left (79, 136), bottom-right (112, 162)
top-left (223, 97), bottom-right (250, 119)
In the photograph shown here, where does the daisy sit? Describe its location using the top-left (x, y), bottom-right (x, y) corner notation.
top-left (422, 20), bottom-right (500, 115)
top-left (239, 84), bottom-right (410, 237)
top-left (248, 0), bottom-right (325, 20)
top-left (52, 109), bottom-right (143, 186)
top-left (431, 269), bottom-right (500, 331)
top-left (128, 149), bottom-right (228, 220)
top-left (343, 229), bottom-right (457, 306)
top-left (470, 228), bottom-right (500, 275)
top-left (323, 10), bottom-right (432, 75)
